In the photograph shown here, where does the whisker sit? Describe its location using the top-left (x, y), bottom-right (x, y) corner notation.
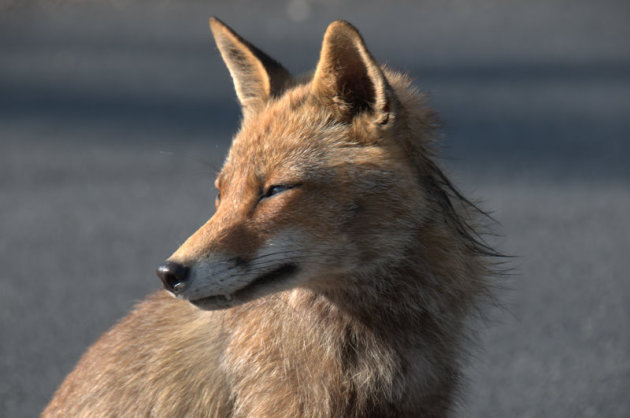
top-left (206, 258), bottom-right (322, 287)
top-left (204, 250), bottom-right (322, 278)
top-left (192, 259), bottom-right (324, 296)
top-left (244, 254), bottom-right (323, 270)
top-left (245, 249), bottom-right (319, 263)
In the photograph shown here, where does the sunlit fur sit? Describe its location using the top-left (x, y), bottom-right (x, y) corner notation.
top-left (43, 19), bottom-right (499, 417)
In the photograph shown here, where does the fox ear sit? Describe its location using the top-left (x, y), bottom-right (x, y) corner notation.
top-left (311, 21), bottom-right (393, 124)
top-left (209, 17), bottom-right (292, 118)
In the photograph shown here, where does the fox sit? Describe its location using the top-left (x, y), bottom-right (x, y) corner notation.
top-left (43, 18), bottom-right (498, 417)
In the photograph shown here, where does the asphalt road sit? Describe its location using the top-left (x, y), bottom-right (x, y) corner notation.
top-left (1, 1), bottom-right (629, 416)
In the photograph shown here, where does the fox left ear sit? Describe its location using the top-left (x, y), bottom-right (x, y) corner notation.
top-left (209, 17), bottom-right (292, 119)
top-left (311, 21), bottom-right (393, 125)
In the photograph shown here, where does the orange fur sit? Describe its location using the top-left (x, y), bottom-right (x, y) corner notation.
top-left (43, 18), bottom-right (498, 417)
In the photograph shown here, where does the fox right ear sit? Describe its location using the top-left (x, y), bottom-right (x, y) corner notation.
top-left (209, 17), bottom-right (292, 118)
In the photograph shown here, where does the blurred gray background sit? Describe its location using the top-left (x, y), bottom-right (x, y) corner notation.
top-left (1, 0), bottom-right (629, 416)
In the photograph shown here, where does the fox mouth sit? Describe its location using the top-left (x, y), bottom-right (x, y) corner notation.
top-left (190, 263), bottom-right (299, 310)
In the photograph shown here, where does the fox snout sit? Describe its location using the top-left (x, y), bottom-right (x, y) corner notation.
top-left (154, 218), bottom-right (313, 310)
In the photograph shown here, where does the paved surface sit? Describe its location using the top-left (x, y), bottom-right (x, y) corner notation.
top-left (1, 1), bottom-right (629, 416)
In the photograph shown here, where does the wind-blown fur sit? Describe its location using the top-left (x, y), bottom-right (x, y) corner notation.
top-left (44, 19), bottom-right (499, 417)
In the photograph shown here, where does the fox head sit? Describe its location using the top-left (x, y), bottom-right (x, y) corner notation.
top-left (157, 18), bottom-right (445, 310)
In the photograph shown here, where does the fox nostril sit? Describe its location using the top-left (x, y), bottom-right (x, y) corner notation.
top-left (156, 261), bottom-right (190, 294)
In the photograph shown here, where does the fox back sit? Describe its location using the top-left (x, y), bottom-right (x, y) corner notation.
top-left (43, 18), bottom-right (497, 418)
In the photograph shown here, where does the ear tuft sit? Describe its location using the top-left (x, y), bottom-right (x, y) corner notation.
top-left (209, 17), bottom-right (291, 118)
top-left (311, 20), bottom-right (393, 123)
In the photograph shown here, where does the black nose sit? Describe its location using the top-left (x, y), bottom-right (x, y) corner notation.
top-left (156, 261), bottom-right (190, 294)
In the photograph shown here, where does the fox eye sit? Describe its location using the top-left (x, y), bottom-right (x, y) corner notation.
top-left (261, 184), bottom-right (300, 200)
